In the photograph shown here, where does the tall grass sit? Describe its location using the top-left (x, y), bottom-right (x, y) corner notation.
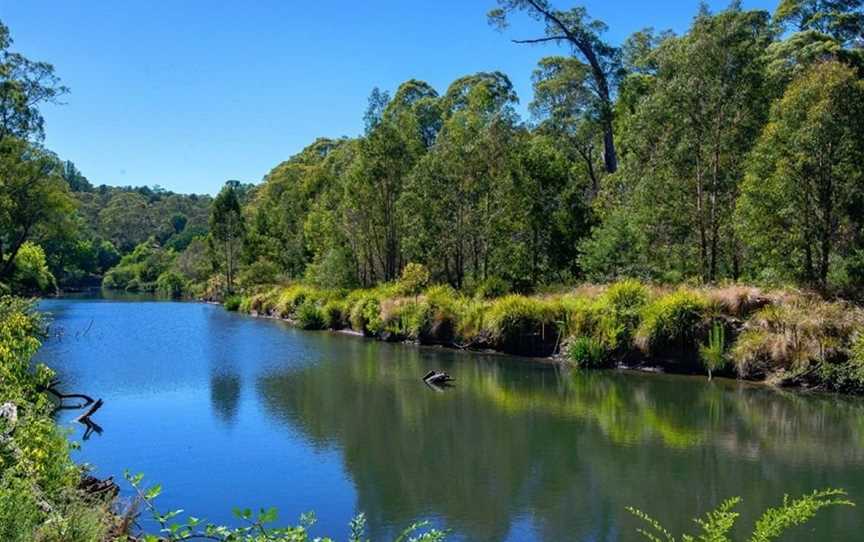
top-left (229, 280), bottom-right (864, 390)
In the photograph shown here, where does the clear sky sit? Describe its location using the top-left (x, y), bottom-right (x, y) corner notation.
top-left (0, 0), bottom-right (777, 195)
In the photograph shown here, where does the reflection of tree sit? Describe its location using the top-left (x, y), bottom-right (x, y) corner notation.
top-left (255, 342), bottom-right (864, 542)
top-left (210, 373), bottom-right (241, 425)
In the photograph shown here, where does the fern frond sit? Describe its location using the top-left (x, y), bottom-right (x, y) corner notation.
top-left (749, 488), bottom-right (854, 542)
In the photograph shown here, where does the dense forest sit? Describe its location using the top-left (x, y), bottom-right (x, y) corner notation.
top-left (2, 1), bottom-right (863, 299)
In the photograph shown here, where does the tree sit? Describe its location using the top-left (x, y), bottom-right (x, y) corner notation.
top-left (774, 0), bottom-right (864, 46)
top-left (530, 56), bottom-right (603, 192)
top-left (0, 20), bottom-right (68, 144)
top-left (0, 139), bottom-right (73, 281)
top-left (489, 0), bottom-right (621, 173)
top-left (595, 6), bottom-right (772, 282)
top-left (736, 60), bottom-right (864, 288)
top-left (209, 181), bottom-right (246, 293)
top-left (98, 191), bottom-right (153, 252)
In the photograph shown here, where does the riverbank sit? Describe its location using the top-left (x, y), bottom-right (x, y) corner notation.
top-left (223, 280), bottom-right (864, 394)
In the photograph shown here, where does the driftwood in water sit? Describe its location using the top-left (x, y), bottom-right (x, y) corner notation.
top-left (423, 371), bottom-right (455, 387)
top-left (76, 399), bottom-right (105, 440)
top-left (46, 379), bottom-right (95, 409)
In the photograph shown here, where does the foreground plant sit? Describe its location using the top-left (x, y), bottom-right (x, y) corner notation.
top-left (627, 488), bottom-right (853, 541)
top-left (126, 472), bottom-right (448, 542)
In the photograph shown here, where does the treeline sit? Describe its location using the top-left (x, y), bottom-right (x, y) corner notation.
top-left (197, 0), bottom-right (864, 299)
top-left (3, 1), bottom-right (864, 301)
top-left (0, 19), bottom-right (213, 295)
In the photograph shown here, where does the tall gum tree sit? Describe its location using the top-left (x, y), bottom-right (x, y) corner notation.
top-left (489, 0), bottom-right (621, 173)
top-left (736, 60), bottom-right (864, 289)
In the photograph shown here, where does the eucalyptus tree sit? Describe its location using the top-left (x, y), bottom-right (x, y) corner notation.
top-left (774, 0), bottom-right (863, 46)
top-left (530, 56), bottom-right (603, 192)
top-left (342, 84), bottom-right (430, 284)
top-left (210, 181), bottom-right (246, 292)
top-left (608, 6), bottom-right (773, 282)
top-left (0, 20), bottom-right (68, 144)
top-left (736, 60), bottom-right (864, 289)
top-left (488, 0), bottom-right (621, 173)
top-left (400, 72), bottom-right (527, 287)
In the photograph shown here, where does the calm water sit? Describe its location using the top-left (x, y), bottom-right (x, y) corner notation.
top-left (38, 298), bottom-right (864, 541)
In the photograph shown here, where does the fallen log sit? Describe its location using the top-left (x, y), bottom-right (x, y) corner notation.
top-left (46, 379), bottom-right (95, 408)
top-left (423, 371), bottom-right (455, 386)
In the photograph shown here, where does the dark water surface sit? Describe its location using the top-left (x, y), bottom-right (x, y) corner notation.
top-left (38, 298), bottom-right (864, 541)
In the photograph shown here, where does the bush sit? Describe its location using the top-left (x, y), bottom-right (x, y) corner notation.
top-left (474, 276), bottom-right (511, 299)
top-left (398, 263), bottom-right (430, 296)
top-left (224, 296), bottom-right (242, 311)
top-left (731, 296), bottom-right (863, 382)
top-left (296, 301), bottom-right (325, 330)
top-left (594, 280), bottom-right (649, 350)
top-left (350, 295), bottom-right (382, 335)
top-left (155, 270), bottom-right (187, 299)
top-left (11, 242), bottom-right (56, 294)
top-left (321, 300), bottom-right (347, 329)
top-left (238, 258), bottom-right (281, 288)
top-left (635, 289), bottom-right (708, 354)
top-left (275, 285), bottom-right (316, 318)
top-left (484, 295), bottom-right (563, 355)
top-left (568, 337), bottom-right (609, 368)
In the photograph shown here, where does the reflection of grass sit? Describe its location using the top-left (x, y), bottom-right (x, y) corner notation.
top-left (474, 370), bottom-right (705, 449)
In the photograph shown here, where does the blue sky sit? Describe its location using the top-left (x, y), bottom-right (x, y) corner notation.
top-left (1, 0), bottom-right (777, 194)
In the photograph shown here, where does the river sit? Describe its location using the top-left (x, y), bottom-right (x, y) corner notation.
top-left (37, 297), bottom-right (864, 541)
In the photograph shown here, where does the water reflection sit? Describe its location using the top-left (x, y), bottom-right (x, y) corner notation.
top-left (37, 299), bottom-right (864, 542)
top-left (210, 374), bottom-right (241, 425)
top-left (256, 342), bottom-right (864, 541)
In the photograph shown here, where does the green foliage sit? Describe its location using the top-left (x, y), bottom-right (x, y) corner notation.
top-left (473, 276), bottom-right (511, 299)
top-left (398, 262), bottom-right (430, 296)
top-left (736, 60), bottom-right (864, 289)
top-left (699, 321), bottom-right (727, 380)
top-left (628, 488), bottom-right (853, 541)
top-left (102, 240), bottom-right (177, 292)
top-left (126, 472), bottom-right (449, 542)
top-left (11, 242), bottom-right (56, 293)
top-left (155, 270), bottom-right (187, 299)
top-left (0, 297), bottom-right (114, 540)
top-left (483, 295), bottom-right (562, 354)
top-left (568, 336), bottom-right (609, 368)
top-left (238, 258), bottom-right (281, 288)
top-left (296, 301), bottom-right (325, 330)
top-left (636, 290), bottom-right (708, 354)
top-left (224, 296), bottom-right (242, 312)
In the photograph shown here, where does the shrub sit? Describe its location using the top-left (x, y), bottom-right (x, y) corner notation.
top-left (224, 296), bottom-right (242, 311)
top-left (275, 285), bottom-right (316, 318)
top-left (349, 294), bottom-right (382, 335)
top-left (237, 258), bottom-right (281, 288)
top-left (595, 279), bottom-right (649, 350)
top-left (568, 337), bottom-right (609, 368)
top-left (474, 276), bottom-right (511, 299)
top-left (296, 301), bottom-right (325, 330)
top-left (321, 300), bottom-right (346, 329)
top-left (11, 242), bottom-right (56, 294)
top-left (155, 270), bottom-right (187, 299)
top-left (398, 263), bottom-right (430, 296)
top-left (484, 295), bottom-right (563, 355)
top-left (731, 296), bottom-right (863, 382)
top-left (636, 289), bottom-right (708, 354)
